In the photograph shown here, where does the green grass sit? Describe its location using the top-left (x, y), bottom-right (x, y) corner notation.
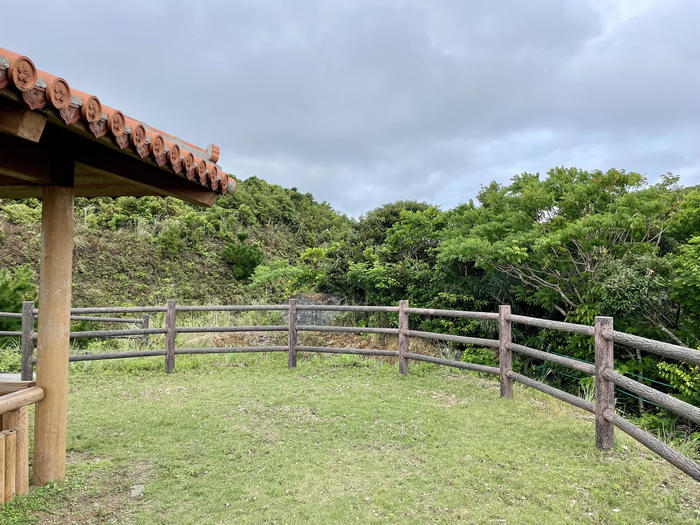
top-left (1, 354), bottom-right (698, 524)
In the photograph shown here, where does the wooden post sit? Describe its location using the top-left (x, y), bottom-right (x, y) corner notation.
top-left (0, 433), bottom-right (4, 501)
top-left (595, 316), bottom-right (614, 450)
top-left (2, 408), bottom-right (28, 496)
top-left (33, 185), bottom-right (74, 486)
top-left (398, 300), bottom-right (409, 375)
top-left (499, 305), bottom-right (513, 399)
top-left (141, 313), bottom-right (150, 346)
top-left (2, 430), bottom-right (15, 502)
top-left (20, 301), bottom-right (35, 381)
top-left (165, 300), bottom-right (176, 373)
top-left (287, 299), bottom-right (297, 369)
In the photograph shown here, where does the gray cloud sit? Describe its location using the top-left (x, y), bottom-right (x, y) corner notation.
top-left (3, 0), bottom-right (698, 215)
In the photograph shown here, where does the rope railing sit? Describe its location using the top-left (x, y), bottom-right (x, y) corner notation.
top-left (0, 299), bottom-right (698, 481)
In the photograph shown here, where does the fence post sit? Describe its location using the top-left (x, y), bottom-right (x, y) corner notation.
top-left (141, 313), bottom-right (150, 346)
top-left (20, 301), bottom-right (35, 381)
top-left (594, 316), bottom-right (614, 450)
top-left (165, 300), bottom-right (176, 373)
top-left (499, 305), bottom-right (512, 399)
top-left (288, 299), bottom-right (297, 369)
top-left (398, 300), bottom-right (409, 375)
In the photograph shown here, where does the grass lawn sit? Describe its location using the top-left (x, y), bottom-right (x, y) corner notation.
top-left (1, 353), bottom-right (697, 524)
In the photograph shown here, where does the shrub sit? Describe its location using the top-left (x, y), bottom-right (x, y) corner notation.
top-left (2, 203), bottom-right (41, 225)
top-left (222, 242), bottom-right (264, 280)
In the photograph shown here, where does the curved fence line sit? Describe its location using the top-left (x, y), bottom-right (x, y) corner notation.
top-left (2, 299), bottom-right (699, 481)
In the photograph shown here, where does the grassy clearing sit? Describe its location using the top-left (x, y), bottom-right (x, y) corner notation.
top-left (1, 353), bottom-right (698, 524)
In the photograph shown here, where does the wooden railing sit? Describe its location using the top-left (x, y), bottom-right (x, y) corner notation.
top-left (0, 382), bottom-right (44, 504)
top-left (0, 299), bottom-right (698, 482)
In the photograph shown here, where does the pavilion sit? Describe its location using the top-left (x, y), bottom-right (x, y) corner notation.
top-left (0, 47), bottom-right (235, 487)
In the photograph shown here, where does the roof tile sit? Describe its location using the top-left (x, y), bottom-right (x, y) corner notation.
top-left (0, 47), bottom-right (234, 195)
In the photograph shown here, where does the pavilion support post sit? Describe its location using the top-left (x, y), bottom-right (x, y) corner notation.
top-left (33, 185), bottom-right (74, 486)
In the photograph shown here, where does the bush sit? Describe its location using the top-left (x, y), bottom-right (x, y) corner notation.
top-left (222, 242), bottom-right (264, 280)
top-left (2, 203), bottom-right (41, 225)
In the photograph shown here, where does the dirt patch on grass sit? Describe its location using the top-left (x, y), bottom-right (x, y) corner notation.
top-left (33, 457), bottom-right (157, 525)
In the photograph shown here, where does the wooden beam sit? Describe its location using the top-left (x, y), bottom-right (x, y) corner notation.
top-left (33, 185), bottom-right (74, 486)
top-left (0, 132), bottom-right (51, 185)
top-left (48, 125), bottom-right (218, 207)
top-left (0, 97), bottom-right (47, 142)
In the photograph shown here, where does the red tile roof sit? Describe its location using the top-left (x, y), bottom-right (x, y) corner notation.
top-left (0, 48), bottom-right (234, 195)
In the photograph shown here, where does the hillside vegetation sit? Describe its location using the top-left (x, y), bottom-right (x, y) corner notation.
top-left (0, 167), bottom-right (697, 435)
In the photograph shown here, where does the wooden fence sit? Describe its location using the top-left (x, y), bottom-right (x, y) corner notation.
top-left (0, 299), bottom-right (698, 482)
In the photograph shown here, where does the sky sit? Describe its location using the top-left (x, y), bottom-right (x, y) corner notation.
top-left (2, 0), bottom-right (699, 216)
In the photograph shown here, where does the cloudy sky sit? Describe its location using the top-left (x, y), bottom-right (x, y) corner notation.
top-left (3, 0), bottom-right (699, 215)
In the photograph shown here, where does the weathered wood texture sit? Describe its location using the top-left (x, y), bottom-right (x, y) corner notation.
top-left (0, 387), bottom-right (44, 414)
top-left (2, 430), bottom-right (16, 502)
top-left (176, 305), bottom-right (288, 312)
top-left (33, 185), bottom-right (73, 486)
top-left (176, 326), bottom-right (287, 333)
top-left (608, 330), bottom-right (700, 365)
top-left (603, 370), bottom-right (700, 425)
top-left (2, 407), bottom-right (29, 496)
top-left (498, 305), bottom-right (512, 399)
top-left (594, 316), bottom-right (614, 450)
top-left (69, 328), bottom-right (166, 338)
top-left (0, 434), bottom-right (4, 502)
top-left (288, 299), bottom-right (298, 369)
top-left (297, 325), bottom-right (399, 335)
top-left (68, 306), bottom-right (166, 314)
top-left (0, 381), bottom-right (35, 396)
top-left (0, 98), bottom-right (47, 142)
top-left (67, 351), bottom-right (166, 362)
top-left (405, 307), bottom-right (499, 321)
top-left (407, 330), bottom-right (500, 348)
top-left (508, 343), bottom-right (596, 375)
top-left (20, 301), bottom-right (34, 381)
top-left (297, 346), bottom-right (399, 357)
top-left (607, 412), bottom-right (700, 481)
top-left (165, 299), bottom-right (176, 374)
top-left (176, 347), bottom-right (287, 355)
top-left (507, 371), bottom-right (594, 413)
top-left (68, 315), bottom-right (141, 323)
top-left (295, 304), bottom-right (399, 313)
top-left (404, 352), bottom-right (500, 375)
top-left (398, 300), bottom-right (409, 375)
top-left (506, 314), bottom-right (595, 336)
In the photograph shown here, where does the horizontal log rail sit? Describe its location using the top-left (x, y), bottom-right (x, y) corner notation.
top-left (606, 412), bottom-right (700, 481)
top-left (405, 307), bottom-right (499, 320)
top-left (0, 381), bottom-right (35, 396)
top-left (297, 325), bottom-right (399, 335)
top-left (603, 370), bottom-right (700, 425)
top-left (1, 299), bottom-right (699, 481)
top-left (66, 315), bottom-right (142, 323)
top-left (67, 328), bottom-right (166, 339)
top-left (508, 342), bottom-right (596, 375)
top-left (606, 330), bottom-right (700, 365)
top-left (176, 326), bottom-right (287, 333)
top-left (0, 387), bottom-right (44, 415)
top-left (408, 330), bottom-right (500, 349)
top-left (506, 314), bottom-right (595, 336)
top-left (507, 371), bottom-right (594, 413)
top-left (175, 346), bottom-right (287, 354)
top-left (297, 346), bottom-right (399, 357)
top-left (404, 352), bottom-right (499, 374)
top-left (295, 304), bottom-right (398, 312)
top-left (176, 305), bottom-right (289, 312)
